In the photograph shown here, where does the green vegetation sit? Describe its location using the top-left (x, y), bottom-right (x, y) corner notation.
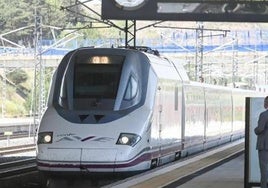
top-left (0, 0), bottom-right (86, 46)
top-left (1, 74), bottom-right (28, 117)
top-left (0, 0), bottom-right (104, 117)
top-left (0, 0), bottom-right (128, 47)
top-left (6, 69), bottom-right (28, 85)
top-left (0, 68), bottom-right (54, 117)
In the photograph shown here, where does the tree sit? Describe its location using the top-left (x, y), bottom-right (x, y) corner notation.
top-left (0, 0), bottom-right (77, 47)
top-left (7, 69), bottom-right (28, 85)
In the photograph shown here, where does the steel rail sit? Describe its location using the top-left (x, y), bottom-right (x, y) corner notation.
top-left (0, 144), bottom-right (36, 156)
top-left (0, 158), bottom-right (37, 178)
top-left (0, 133), bottom-right (35, 141)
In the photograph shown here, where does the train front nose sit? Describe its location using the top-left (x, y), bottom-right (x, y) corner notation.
top-left (80, 148), bottom-right (118, 172)
top-left (37, 146), bottom-right (119, 172)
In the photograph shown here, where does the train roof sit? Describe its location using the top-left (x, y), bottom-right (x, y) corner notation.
top-left (137, 48), bottom-right (190, 82)
top-left (72, 46), bottom-right (190, 82)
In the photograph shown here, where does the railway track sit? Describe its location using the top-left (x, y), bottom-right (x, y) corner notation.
top-left (0, 144), bottom-right (37, 181)
top-left (0, 133), bottom-right (35, 141)
top-left (0, 144), bottom-right (36, 156)
top-left (0, 158), bottom-right (36, 179)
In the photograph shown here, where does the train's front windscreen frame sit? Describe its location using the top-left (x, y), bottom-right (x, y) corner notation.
top-left (52, 49), bottom-right (151, 123)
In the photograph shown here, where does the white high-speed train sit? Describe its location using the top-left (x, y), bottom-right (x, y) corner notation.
top-left (36, 47), bottom-right (258, 176)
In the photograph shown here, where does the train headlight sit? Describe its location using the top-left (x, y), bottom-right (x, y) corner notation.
top-left (116, 133), bottom-right (141, 147)
top-left (37, 132), bottom-right (53, 144)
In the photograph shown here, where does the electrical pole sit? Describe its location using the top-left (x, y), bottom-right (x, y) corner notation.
top-left (125, 20), bottom-right (136, 47)
top-left (33, 7), bottom-right (45, 133)
top-left (232, 33), bottom-right (238, 88)
top-left (195, 22), bottom-right (204, 82)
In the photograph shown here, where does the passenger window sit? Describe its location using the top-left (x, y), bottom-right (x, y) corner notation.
top-left (124, 76), bottom-right (138, 100)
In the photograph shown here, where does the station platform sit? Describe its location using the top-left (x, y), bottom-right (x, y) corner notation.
top-left (105, 139), bottom-right (248, 188)
top-left (177, 153), bottom-right (244, 188)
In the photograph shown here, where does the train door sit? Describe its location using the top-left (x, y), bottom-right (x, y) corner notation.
top-left (150, 84), bottom-right (162, 167)
top-left (181, 86), bottom-right (186, 151)
top-left (157, 85), bottom-right (163, 157)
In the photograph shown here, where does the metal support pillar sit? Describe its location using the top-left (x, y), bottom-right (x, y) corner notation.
top-left (195, 22), bottom-right (204, 82)
top-left (125, 20), bottom-right (136, 47)
top-left (232, 33), bottom-right (238, 88)
top-left (33, 11), bottom-right (45, 129)
top-left (253, 43), bottom-right (259, 87)
top-left (253, 58), bottom-right (258, 87)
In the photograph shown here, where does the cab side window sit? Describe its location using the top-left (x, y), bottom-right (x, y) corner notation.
top-left (124, 75), bottom-right (138, 101)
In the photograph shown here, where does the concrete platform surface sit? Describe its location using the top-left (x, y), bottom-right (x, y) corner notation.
top-left (179, 154), bottom-right (244, 188)
top-left (105, 140), bottom-right (245, 188)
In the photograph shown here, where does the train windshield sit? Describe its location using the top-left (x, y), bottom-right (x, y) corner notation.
top-left (59, 54), bottom-right (124, 111)
top-left (74, 64), bottom-right (122, 99)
